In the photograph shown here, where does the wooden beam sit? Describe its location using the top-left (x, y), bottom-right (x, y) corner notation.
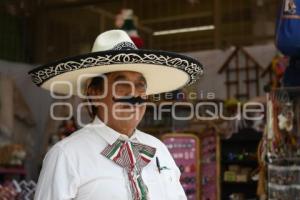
top-left (256, 65), bottom-right (260, 96)
top-left (260, 63), bottom-right (272, 77)
top-left (235, 51), bottom-right (240, 99)
top-left (218, 47), bottom-right (239, 74)
top-left (86, 6), bottom-right (115, 18)
top-left (214, 0), bottom-right (221, 48)
top-left (235, 93), bottom-right (249, 98)
top-left (222, 35), bottom-right (274, 44)
top-left (99, 14), bottom-right (105, 33)
top-left (244, 79), bottom-right (259, 83)
top-left (41, 0), bottom-right (120, 10)
top-left (227, 66), bottom-right (257, 72)
top-left (245, 57), bottom-right (250, 99)
top-left (225, 81), bottom-right (239, 85)
top-left (141, 5), bottom-right (252, 25)
top-left (226, 70), bottom-right (230, 99)
top-left (140, 12), bottom-right (212, 24)
top-left (240, 47), bottom-right (264, 70)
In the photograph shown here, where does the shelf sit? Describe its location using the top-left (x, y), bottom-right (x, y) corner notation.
top-left (222, 181), bottom-right (257, 186)
top-left (221, 128), bottom-right (262, 142)
top-left (0, 166), bottom-right (26, 175)
top-left (222, 160), bottom-right (258, 166)
top-left (221, 181), bottom-right (258, 199)
top-left (221, 128), bottom-right (261, 200)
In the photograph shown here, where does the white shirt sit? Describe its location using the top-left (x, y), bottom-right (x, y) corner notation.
top-left (34, 117), bottom-right (187, 200)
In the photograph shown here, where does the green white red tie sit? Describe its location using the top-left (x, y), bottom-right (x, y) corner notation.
top-left (101, 139), bottom-right (156, 200)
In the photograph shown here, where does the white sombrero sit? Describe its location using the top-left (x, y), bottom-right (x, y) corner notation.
top-left (28, 30), bottom-right (203, 96)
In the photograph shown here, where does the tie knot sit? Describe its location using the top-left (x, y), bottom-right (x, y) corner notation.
top-left (118, 135), bottom-right (139, 143)
top-left (101, 138), bottom-right (156, 200)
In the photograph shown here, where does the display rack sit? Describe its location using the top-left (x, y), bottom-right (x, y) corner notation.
top-left (200, 130), bottom-right (221, 200)
top-left (0, 165), bottom-right (27, 185)
top-left (221, 128), bottom-right (262, 200)
top-left (266, 88), bottom-right (300, 200)
top-left (0, 166), bottom-right (26, 176)
top-left (162, 133), bottom-right (200, 200)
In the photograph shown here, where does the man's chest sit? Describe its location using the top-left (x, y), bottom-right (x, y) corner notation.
top-left (73, 150), bottom-right (181, 200)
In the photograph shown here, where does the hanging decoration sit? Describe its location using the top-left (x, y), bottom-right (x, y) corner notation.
top-left (115, 9), bottom-right (144, 48)
top-left (271, 55), bottom-right (289, 88)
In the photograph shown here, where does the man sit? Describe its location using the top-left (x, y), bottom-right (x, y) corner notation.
top-left (29, 30), bottom-right (203, 200)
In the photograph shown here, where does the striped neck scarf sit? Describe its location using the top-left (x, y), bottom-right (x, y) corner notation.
top-left (101, 138), bottom-right (156, 200)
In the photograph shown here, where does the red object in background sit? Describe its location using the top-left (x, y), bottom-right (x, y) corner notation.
top-left (59, 117), bottom-right (78, 139)
top-left (130, 36), bottom-right (144, 48)
top-left (115, 9), bottom-right (145, 48)
top-left (0, 167), bottom-right (26, 175)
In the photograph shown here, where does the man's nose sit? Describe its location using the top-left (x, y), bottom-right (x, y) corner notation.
top-left (135, 89), bottom-right (144, 97)
top-left (125, 90), bottom-right (141, 98)
top-left (123, 85), bottom-right (144, 97)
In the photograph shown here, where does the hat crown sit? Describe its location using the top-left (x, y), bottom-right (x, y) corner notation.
top-left (91, 30), bottom-right (137, 52)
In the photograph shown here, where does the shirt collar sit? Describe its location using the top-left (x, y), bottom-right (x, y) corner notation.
top-left (91, 117), bottom-right (141, 145)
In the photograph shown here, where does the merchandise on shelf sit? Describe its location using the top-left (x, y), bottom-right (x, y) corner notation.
top-left (266, 87), bottom-right (300, 199)
top-left (162, 133), bottom-right (199, 200)
top-left (48, 117), bottom-right (78, 148)
top-left (0, 180), bottom-right (36, 200)
top-left (267, 88), bottom-right (300, 160)
top-left (201, 130), bottom-right (219, 200)
top-left (0, 144), bottom-right (26, 166)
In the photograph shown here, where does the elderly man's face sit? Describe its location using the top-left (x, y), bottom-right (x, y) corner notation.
top-left (90, 71), bottom-right (147, 133)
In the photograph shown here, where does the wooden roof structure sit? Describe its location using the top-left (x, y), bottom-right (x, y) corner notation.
top-left (0, 0), bottom-right (279, 63)
top-left (218, 47), bottom-right (264, 100)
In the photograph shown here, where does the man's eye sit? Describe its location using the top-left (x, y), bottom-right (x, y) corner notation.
top-left (136, 83), bottom-right (146, 90)
top-left (116, 83), bottom-right (131, 88)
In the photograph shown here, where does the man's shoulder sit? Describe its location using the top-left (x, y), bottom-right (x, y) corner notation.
top-left (50, 124), bottom-right (98, 153)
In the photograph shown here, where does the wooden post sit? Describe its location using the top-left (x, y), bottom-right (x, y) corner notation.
top-left (256, 65), bottom-right (260, 96)
top-left (245, 57), bottom-right (250, 99)
top-left (235, 50), bottom-right (240, 98)
top-left (226, 69), bottom-right (230, 99)
top-left (100, 14), bottom-right (105, 33)
top-left (216, 134), bottom-right (221, 200)
top-left (214, 0), bottom-right (221, 48)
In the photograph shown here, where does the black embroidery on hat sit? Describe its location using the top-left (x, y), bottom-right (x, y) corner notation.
top-left (112, 42), bottom-right (137, 50)
top-left (28, 50), bottom-right (204, 87)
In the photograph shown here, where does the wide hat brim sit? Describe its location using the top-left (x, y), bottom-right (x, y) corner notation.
top-left (28, 49), bottom-right (203, 96)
